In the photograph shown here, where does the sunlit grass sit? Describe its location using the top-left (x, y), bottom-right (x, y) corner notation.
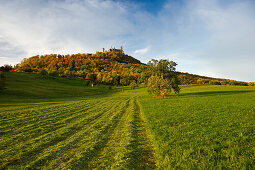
top-left (0, 73), bottom-right (254, 169)
top-left (140, 85), bottom-right (255, 169)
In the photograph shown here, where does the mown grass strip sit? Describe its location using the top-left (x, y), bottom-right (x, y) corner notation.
top-left (86, 99), bottom-right (134, 169)
top-left (68, 99), bottom-right (130, 169)
top-left (0, 100), bottom-right (106, 147)
top-left (0, 100), bottom-right (104, 136)
top-left (0, 100), bottom-right (120, 168)
top-left (24, 99), bottom-right (126, 169)
top-left (0, 100), bottom-right (91, 128)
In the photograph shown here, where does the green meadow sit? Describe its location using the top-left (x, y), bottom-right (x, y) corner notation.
top-left (1, 72), bottom-right (255, 169)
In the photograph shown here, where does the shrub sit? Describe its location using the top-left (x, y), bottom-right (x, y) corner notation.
top-left (220, 81), bottom-right (228, 85)
top-left (120, 78), bottom-right (129, 86)
top-left (39, 69), bottom-right (48, 76)
top-left (130, 80), bottom-right (137, 89)
top-left (48, 70), bottom-right (58, 77)
top-left (209, 80), bottom-right (221, 85)
top-left (248, 82), bottom-right (255, 86)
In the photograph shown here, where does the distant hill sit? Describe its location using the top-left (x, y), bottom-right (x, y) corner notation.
top-left (14, 50), bottom-right (253, 86)
top-left (177, 72), bottom-right (251, 86)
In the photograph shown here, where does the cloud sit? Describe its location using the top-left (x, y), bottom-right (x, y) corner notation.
top-left (141, 0), bottom-right (255, 82)
top-left (0, 0), bottom-right (137, 64)
top-left (188, 0), bottom-right (255, 81)
top-left (134, 46), bottom-right (150, 55)
top-left (0, 0), bottom-right (254, 82)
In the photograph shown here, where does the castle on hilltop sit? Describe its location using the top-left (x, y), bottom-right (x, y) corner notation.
top-left (102, 46), bottom-right (124, 54)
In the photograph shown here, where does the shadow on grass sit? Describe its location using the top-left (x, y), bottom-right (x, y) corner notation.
top-left (179, 90), bottom-right (254, 97)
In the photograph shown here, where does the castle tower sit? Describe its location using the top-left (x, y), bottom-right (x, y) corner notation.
top-left (102, 48), bottom-right (105, 52)
top-left (120, 46), bottom-right (123, 51)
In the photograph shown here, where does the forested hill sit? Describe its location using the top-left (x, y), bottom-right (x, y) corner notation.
top-left (14, 51), bottom-right (147, 85)
top-left (13, 51), bottom-right (253, 86)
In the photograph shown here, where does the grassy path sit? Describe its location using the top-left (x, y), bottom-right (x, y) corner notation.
top-left (0, 97), bottom-right (156, 169)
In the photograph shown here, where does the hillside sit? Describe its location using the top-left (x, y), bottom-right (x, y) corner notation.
top-left (14, 51), bottom-right (146, 85)
top-left (12, 51), bottom-right (253, 86)
top-left (177, 72), bottom-right (251, 86)
top-left (0, 72), bottom-right (112, 107)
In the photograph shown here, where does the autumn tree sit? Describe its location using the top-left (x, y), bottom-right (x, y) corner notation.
top-left (39, 69), bottom-right (48, 75)
top-left (120, 78), bottom-right (129, 86)
top-left (248, 82), bottom-right (255, 86)
top-left (130, 80), bottom-right (137, 89)
top-left (147, 59), bottom-right (180, 95)
top-left (147, 75), bottom-right (171, 98)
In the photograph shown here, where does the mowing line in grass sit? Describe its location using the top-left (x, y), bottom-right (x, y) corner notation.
top-left (0, 100), bottom-right (122, 168)
top-left (86, 99), bottom-right (134, 169)
top-left (0, 100), bottom-right (106, 142)
top-left (0, 100), bottom-right (107, 148)
top-left (70, 99), bottom-right (130, 169)
top-left (24, 100), bottom-right (127, 169)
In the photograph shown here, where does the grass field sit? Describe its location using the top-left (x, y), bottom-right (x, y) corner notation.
top-left (0, 72), bottom-right (254, 169)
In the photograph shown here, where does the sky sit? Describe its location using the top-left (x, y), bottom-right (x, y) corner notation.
top-left (0, 0), bottom-right (254, 82)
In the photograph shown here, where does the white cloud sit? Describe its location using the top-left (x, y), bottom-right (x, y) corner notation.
top-left (0, 0), bottom-right (254, 82)
top-left (134, 46), bottom-right (150, 55)
top-left (0, 0), bottom-right (137, 65)
top-left (189, 0), bottom-right (255, 81)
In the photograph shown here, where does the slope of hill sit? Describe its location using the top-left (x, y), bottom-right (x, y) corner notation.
top-left (177, 72), bottom-right (251, 86)
top-left (13, 51), bottom-right (253, 86)
top-left (14, 51), bottom-right (146, 85)
top-left (0, 72), bottom-right (112, 107)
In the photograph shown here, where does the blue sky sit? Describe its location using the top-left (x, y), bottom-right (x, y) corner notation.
top-left (0, 0), bottom-right (255, 82)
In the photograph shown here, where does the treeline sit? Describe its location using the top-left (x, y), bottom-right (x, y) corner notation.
top-left (0, 65), bottom-right (12, 72)
top-left (177, 72), bottom-right (254, 86)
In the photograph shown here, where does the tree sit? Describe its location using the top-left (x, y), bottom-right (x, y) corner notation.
top-left (130, 80), bottom-right (137, 89)
top-left (147, 75), bottom-right (171, 98)
top-left (39, 69), bottom-right (48, 75)
top-left (147, 59), bottom-right (177, 79)
top-left (0, 64), bottom-right (12, 72)
top-left (248, 82), bottom-right (255, 86)
top-left (147, 59), bottom-right (180, 95)
top-left (0, 71), bottom-right (5, 91)
top-left (48, 70), bottom-right (58, 77)
top-left (170, 77), bottom-right (180, 94)
top-left (120, 77), bottom-right (129, 86)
